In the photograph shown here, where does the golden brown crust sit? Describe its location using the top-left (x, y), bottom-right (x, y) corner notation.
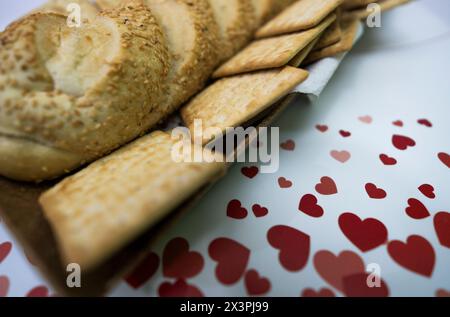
top-left (342, 0), bottom-right (410, 20)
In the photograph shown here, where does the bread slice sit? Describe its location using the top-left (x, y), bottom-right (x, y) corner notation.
top-left (39, 130), bottom-right (226, 270)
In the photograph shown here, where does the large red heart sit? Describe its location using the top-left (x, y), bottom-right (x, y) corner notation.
top-left (438, 152), bottom-right (450, 168)
top-left (315, 176), bottom-right (338, 195)
top-left (280, 139), bottom-right (295, 151)
top-left (342, 273), bottom-right (389, 297)
top-left (392, 134), bottom-right (416, 150)
top-left (418, 184), bottom-right (435, 199)
top-left (209, 238), bottom-right (250, 285)
top-left (339, 213), bottom-right (388, 252)
top-left (0, 276), bottom-right (9, 297)
top-left (405, 198), bottom-right (430, 219)
top-left (163, 237), bottom-right (204, 279)
top-left (26, 286), bottom-right (49, 297)
top-left (379, 154), bottom-right (397, 166)
top-left (365, 183), bottom-right (387, 199)
top-left (301, 288), bottom-right (335, 297)
top-left (159, 279), bottom-right (203, 297)
top-left (267, 225), bottom-right (310, 272)
top-left (298, 194), bottom-right (324, 218)
top-left (241, 166), bottom-right (259, 179)
top-left (125, 252), bottom-right (160, 289)
top-left (0, 242), bottom-right (12, 264)
top-left (434, 212), bottom-right (450, 248)
top-left (252, 204), bottom-right (268, 218)
top-left (417, 118), bottom-right (432, 127)
top-left (330, 150), bottom-right (351, 163)
top-left (227, 199), bottom-right (248, 219)
top-left (313, 250), bottom-right (365, 293)
top-left (245, 269), bottom-right (271, 295)
top-left (278, 177), bottom-right (293, 188)
top-left (387, 235), bottom-right (435, 277)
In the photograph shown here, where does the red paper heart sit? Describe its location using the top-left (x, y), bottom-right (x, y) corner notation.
top-left (342, 272), bottom-right (389, 297)
top-left (313, 250), bottom-right (365, 293)
top-left (227, 199), bottom-right (248, 219)
top-left (267, 225), bottom-right (310, 272)
top-left (393, 120), bottom-right (403, 127)
top-left (0, 242), bottom-right (12, 264)
top-left (339, 213), bottom-right (388, 252)
top-left (241, 166), bottom-right (259, 179)
top-left (278, 177), bottom-right (293, 188)
top-left (298, 194), bottom-right (324, 218)
top-left (358, 115), bottom-right (373, 124)
top-left (315, 176), bottom-right (338, 195)
top-left (252, 204), bottom-right (268, 218)
top-left (434, 212), bottom-right (450, 248)
top-left (209, 238), bottom-right (250, 285)
top-left (339, 130), bottom-right (351, 138)
top-left (388, 235), bottom-right (435, 277)
top-left (436, 289), bottom-right (450, 297)
top-left (365, 183), bottom-right (387, 199)
top-left (0, 276), bottom-right (9, 297)
top-left (438, 152), bottom-right (450, 168)
top-left (301, 288), bottom-right (335, 297)
top-left (163, 237), bottom-right (204, 279)
top-left (330, 150), bottom-right (351, 163)
top-left (316, 124), bottom-right (328, 132)
top-left (379, 154), bottom-right (397, 166)
top-left (125, 252), bottom-right (160, 289)
top-left (281, 139), bottom-right (295, 151)
top-left (245, 270), bottom-right (271, 295)
top-left (159, 279), bottom-right (203, 297)
top-left (418, 184), bottom-right (435, 199)
top-left (26, 286), bottom-right (49, 297)
top-left (392, 134), bottom-right (416, 150)
top-left (405, 198), bottom-right (430, 219)
top-left (417, 119), bottom-right (432, 127)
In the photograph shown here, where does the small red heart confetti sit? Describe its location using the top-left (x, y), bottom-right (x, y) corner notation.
top-left (125, 252), bottom-right (160, 289)
top-left (436, 289), bottom-right (450, 297)
top-left (301, 288), bottom-right (335, 297)
top-left (393, 120), bottom-right (403, 127)
top-left (339, 213), bottom-right (388, 252)
top-left (342, 272), bottom-right (389, 297)
top-left (434, 212), bottom-right (450, 248)
top-left (299, 194), bottom-right (324, 218)
top-left (339, 130), bottom-right (351, 138)
top-left (417, 119), bottom-right (432, 127)
top-left (418, 184), bottom-right (435, 199)
top-left (280, 139), bottom-right (295, 151)
top-left (26, 286), bottom-right (49, 297)
top-left (267, 225), bottom-right (310, 272)
top-left (159, 279), bottom-right (204, 297)
top-left (316, 124), bottom-right (328, 132)
top-left (438, 152), bottom-right (450, 168)
top-left (365, 183), bottom-right (387, 199)
top-left (209, 238), bottom-right (250, 285)
top-left (252, 204), bottom-right (268, 218)
top-left (330, 150), bottom-right (351, 163)
top-left (358, 115), bottom-right (373, 124)
top-left (245, 270), bottom-right (271, 295)
top-left (392, 134), bottom-right (416, 150)
top-left (315, 176), bottom-right (338, 195)
top-left (227, 199), bottom-right (248, 219)
top-left (388, 235), bottom-right (435, 277)
top-left (405, 198), bottom-right (430, 219)
top-left (379, 154), bottom-right (397, 166)
top-left (163, 238), bottom-right (204, 279)
top-left (0, 242), bottom-right (12, 264)
top-left (241, 166), bottom-right (259, 179)
top-left (278, 177), bottom-right (293, 188)
top-left (0, 276), bottom-right (9, 297)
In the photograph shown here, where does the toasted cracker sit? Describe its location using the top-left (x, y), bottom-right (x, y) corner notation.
top-left (39, 131), bottom-right (226, 269)
top-left (304, 18), bottom-right (360, 65)
top-left (181, 66), bottom-right (309, 144)
top-left (343, 0), bottom-right (410, 20)
top-left (213, 14), bottom-right (335, 78)
top-left (256, 0), bottom-right (343, 38)
top-left (342, 0), bottom-right (377, 10)
top-left (314, 17), bottom-right (342, 50)
top-left (288, 37), bottom-right (320, 67)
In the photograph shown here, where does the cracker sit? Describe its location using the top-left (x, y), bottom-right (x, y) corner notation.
top-left (304, 18), bottom-right (360, 65)
top-left (288, 37), bottom-right (320, 67)
top-left (181, 66), bottom-right (309, 144)
top-left (256, 0), bottom-right (343, 38)
top-left (213, 14), bottom-right (335, 78)
top-left (343, 0), bottom-right (410, 20)
top-left (342, 0), bottom-right (377, 10)
top-left (39, 131), bottom-right (226, 270)
top-left (314, 17), bottom-right (342, 50)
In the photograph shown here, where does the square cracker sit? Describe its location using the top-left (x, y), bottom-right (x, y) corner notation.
top-left (181, 66), bottom-right (309, 145)
top-left (288, 37), bottom-right (320, 67)
top-left (303, 18), bottom-right (360, 65)
top-left (212, 14), bottom-right (335, 78)
top-left (343, 0), bottom-right (410, 20)
top-left (39, 131), bottom-right (226, 270)
top-left (256, 0), bottom-right (343, 38)
top-left (343, 0), bottom-right (377, 10)
top-left (314, 16), bottom-right (342, 51)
